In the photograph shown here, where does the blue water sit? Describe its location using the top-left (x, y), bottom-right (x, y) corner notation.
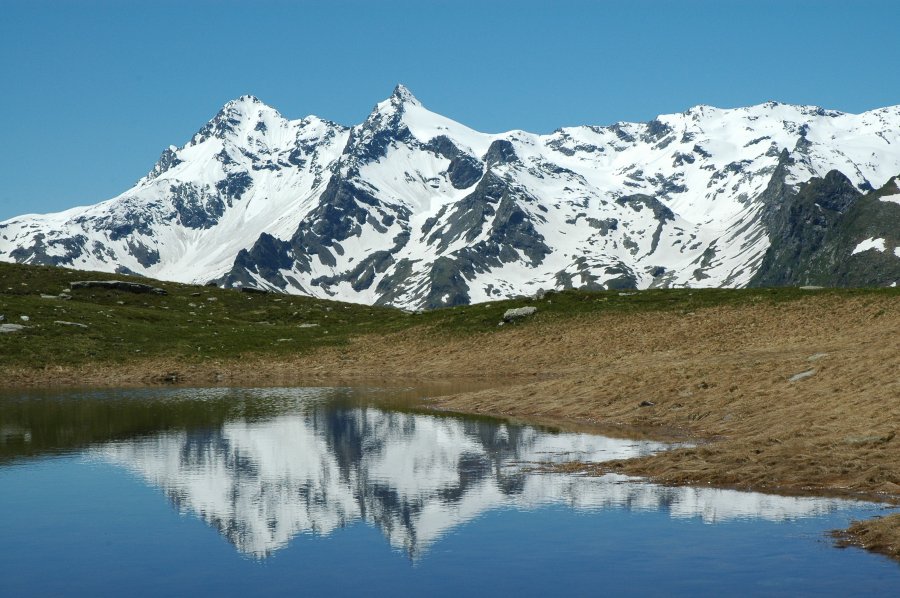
top-left (0, 387), bottom-right (897, 596)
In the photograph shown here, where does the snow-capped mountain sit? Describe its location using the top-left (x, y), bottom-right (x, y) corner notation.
top-left (2, 85), bottom-right (899, 308)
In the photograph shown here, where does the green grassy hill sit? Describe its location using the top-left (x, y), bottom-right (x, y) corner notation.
top-left (1, 261), bottom-right (896, 371)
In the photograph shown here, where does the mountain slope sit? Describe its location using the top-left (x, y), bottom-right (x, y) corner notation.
top-left (750, 173), bottom-right (900, 286)
top-left (2, 86), bottom-right (899, 308)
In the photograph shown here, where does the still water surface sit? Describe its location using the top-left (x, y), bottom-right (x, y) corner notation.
top-left (1, 386), bottom-right (898, 596)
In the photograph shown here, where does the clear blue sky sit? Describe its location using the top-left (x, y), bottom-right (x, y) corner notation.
top-left (2, 0), bottom-right (898, 220)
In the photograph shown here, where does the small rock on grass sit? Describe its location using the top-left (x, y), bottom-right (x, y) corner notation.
top-left (54, 321), bottom-right (89, 329)
top-left (789, 369), bottom-right (816, 383)
top-left (502, 306), bottom-right (537, 323)
top-left (844, 432), bottom-right (895, 446)
top-left (0, 324), bottom-right (25, 333)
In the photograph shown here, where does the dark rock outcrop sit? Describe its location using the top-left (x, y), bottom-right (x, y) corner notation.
top-left (69, 280), bottom-right (167, 295)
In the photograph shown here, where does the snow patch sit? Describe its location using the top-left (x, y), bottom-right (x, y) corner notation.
top-left (851, 237), bottom-right (886, 255)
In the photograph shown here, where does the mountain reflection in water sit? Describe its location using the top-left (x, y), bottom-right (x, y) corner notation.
top-left (4, 387), bottom-right (848, 559)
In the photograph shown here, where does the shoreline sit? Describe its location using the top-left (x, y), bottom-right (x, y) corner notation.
top-left (2, 293), bottom-right (898, 561)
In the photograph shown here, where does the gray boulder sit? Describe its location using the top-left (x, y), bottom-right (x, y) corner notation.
top-left (0, 324), bottom-right (25, 334)
top-left (502, 306), bottom-right (538, 322)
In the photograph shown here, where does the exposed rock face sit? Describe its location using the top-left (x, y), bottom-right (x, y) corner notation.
top-left (3, 86), bottom-right (900, 308)
top-left (750, 174), bottom-right (900, 287)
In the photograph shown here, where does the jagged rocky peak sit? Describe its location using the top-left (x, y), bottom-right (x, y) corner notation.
top-left (147, 144), bottom-right (183, 180)
top-left (146, 95), bottom-right (285, 180)
top-left (194, 94), bottom-right (283, 144)
top-left (362, 84), bottom-right (423, 124)
top-left (346, 84), bottom-right (429, 165)
top-left (389, 83), bottom-right (422, 108)
top-left (370, 84), bottom-right (425, 122)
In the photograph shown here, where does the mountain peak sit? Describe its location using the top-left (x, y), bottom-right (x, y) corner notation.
top-left (390, 84), bottom-right (422, 107)
top-left (224, 94), bottom-right (265, 108)
top-left (356, 85), bottom-right (423, 137)
top-left (360, 85), bottom-right (422, 127)
top-left (218, 94), bottom-right (284, 119)
top-left (190, 95), bottom-right (282, 145)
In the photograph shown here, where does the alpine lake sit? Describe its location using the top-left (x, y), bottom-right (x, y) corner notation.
top-left (2, 385), bottom-right (898, 596)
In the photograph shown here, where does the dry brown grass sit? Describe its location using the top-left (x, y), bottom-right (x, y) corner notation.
top-left (834, 513), bottom-right (900, 560)
top-left (431, 297), bottom-right (900, 498)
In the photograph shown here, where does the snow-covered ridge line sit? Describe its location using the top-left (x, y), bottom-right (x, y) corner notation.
top-left (2, 85), bottom-right (900, 308)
